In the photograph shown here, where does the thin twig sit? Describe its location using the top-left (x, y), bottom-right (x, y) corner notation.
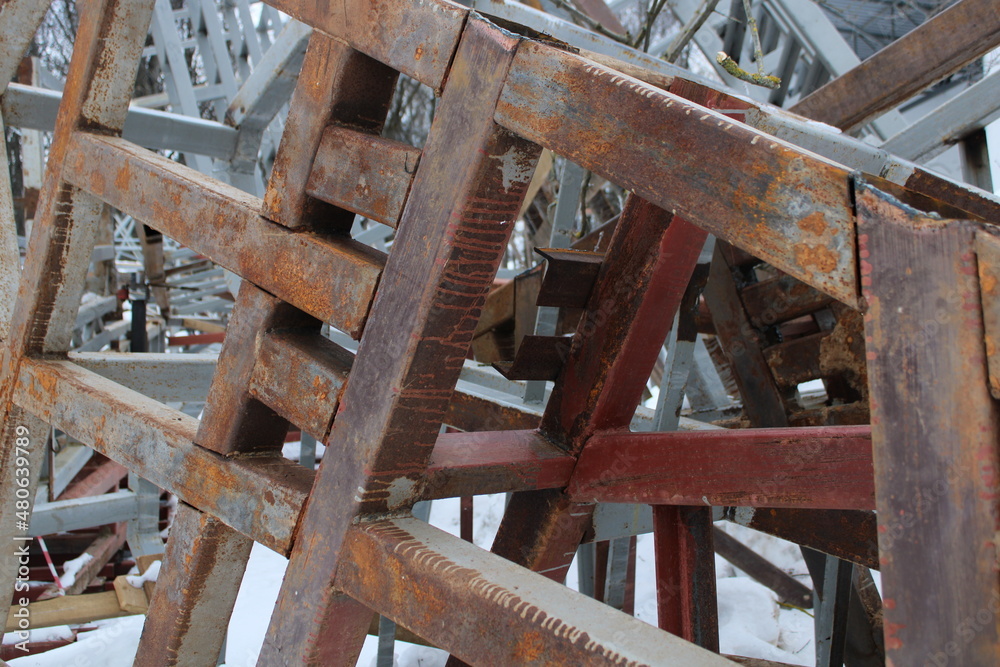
top-left (742, 0), bottom-right (768, 77)
top-left (716, 51), bottom-right (781, 89)
top-left (663, 0), bottom-right (722, 63)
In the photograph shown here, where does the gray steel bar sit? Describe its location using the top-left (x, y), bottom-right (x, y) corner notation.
top-left (1, 83), bottom-right (238, 159)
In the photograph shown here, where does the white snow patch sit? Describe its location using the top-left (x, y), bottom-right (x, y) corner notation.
top-left (59, 553), bottom-right (94, 589)
top-left (125, 560), bottom-right (160, 588)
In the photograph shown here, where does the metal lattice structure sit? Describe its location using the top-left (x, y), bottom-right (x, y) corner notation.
top-left (3, 0), bottom-right (1000, 665)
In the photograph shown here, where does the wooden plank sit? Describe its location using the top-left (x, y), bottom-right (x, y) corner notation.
top-left (4, 590), bottom-right (131, 633)
top-left (58, 522), bottom-right (127, 596)
top-left (263, 32), bottom-right (398, 231)
top-left (497, 42), bottom-right (858, 306)
top-left (113, 575), bottom-right (149, 614)
top-left (61, 132), bottom-right (385, 338)
top-left (260, 17), bottom-right (543, 664)
top-left (336, 518), bottom-right (735, 667)
top-left (264, 0), bottom-right (467, 91)
top-left (858, 182), bottom-right (1000, 666)
top-left (306, 125), bottom-right (421, 228)
top-left (568, 427), bottom-right (875, 510)
top-left (792, 0), bottom-right (1000, 132)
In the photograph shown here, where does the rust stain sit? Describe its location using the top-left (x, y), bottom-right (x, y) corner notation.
top-left (797, 211), bottom-right (828, 236)
top-left (794, 244), bottom-right (839, 274)
top-left (982, 270), bottom-right (998, 295)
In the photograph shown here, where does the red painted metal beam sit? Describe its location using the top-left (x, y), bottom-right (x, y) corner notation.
top-left (568, 426), bottom-right (875, 510)
top-left (423, 429), bottom-right (575, 500)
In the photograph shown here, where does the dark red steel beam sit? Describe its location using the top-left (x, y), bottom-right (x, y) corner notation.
top-left (655, 506), bottom-right (718, 649)
top-left (489, 197), bottom-right (707, 594)
top-left (166, 333), bottom-right (226, 346)
top-left (569, 426), bottom-right (874, 510)
top-left (423, 430), bottom-right (574, 500)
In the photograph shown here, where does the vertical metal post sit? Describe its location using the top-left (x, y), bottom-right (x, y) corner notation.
top-left (858, 180), bottom-right (1000, 666)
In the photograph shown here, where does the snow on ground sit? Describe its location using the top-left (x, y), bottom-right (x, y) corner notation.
top-left (9, 493), bottom-right (816, 665)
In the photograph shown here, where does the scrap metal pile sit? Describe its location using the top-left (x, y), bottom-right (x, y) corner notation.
top-left (1, 0), bottom-right (999, 664)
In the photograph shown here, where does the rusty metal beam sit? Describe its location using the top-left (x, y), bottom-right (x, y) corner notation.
top-left (197, 284), bottom-right (316, 456)
top-left (859, 182), bottom-right (1000, 666)
top-left (260, 18), bottom-right (543, 663)
top-left (337, 517), bottom-right (735, 666)
top-left (0, 0), bottom-right (50, 90)
top-left (497, 42), bottom-right (858, 306)
top-left (569, 426), bottom-right (875, 510)
top-left (263, 31), bottom-right (399, 231)
top-left (791, 0), bottom-right (1000, 132)
top-left (12, 358), bottom-right (311, 555)
top-left (265, 0), bottom-right (466, 92)
top-left (62, 132), bottom-right (385, 338)
top-left (138, 504), bottom-right (252, 663)
top-left (491, 197), bottom-right (707, 592)
top-left (423, 430), bottom-right (574, 499)
top-left (0, 0), bottom-right (157, 625)
top-left (306, 125), bottom-right (421, 228)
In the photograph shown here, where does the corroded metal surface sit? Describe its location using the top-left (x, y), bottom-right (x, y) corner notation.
top-left (63, 133), bottom-right (385, 337)
top-left (859, 184), bottom-right (1000, 666)
top-left (306, 126), bottom-right (421, 227)
top-left (497, 43), bottom-right (858, 306)
top-left (569, 427), bottom-right (875, 510)
top-left (338, 518), bottom-right (734, 666)
top-left (1, 0), bottom-right (998, 664)
top-left (263, 32), bottom-right (399, 232)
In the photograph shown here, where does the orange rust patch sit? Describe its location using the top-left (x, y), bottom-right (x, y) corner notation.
top-left (114, 167), bottom-right (130, 193)
top-left (981, 270), bottom-right (998, 295)
top-left (515, 631), bottom-right (546, 662)
top-left (797, 211), bottom-right (828, 236)
top-left (794, 244), bottom-right (839, 274)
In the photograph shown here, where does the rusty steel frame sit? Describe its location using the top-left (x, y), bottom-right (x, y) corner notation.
top-left (2, 0), bottom-right (1000, 665)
